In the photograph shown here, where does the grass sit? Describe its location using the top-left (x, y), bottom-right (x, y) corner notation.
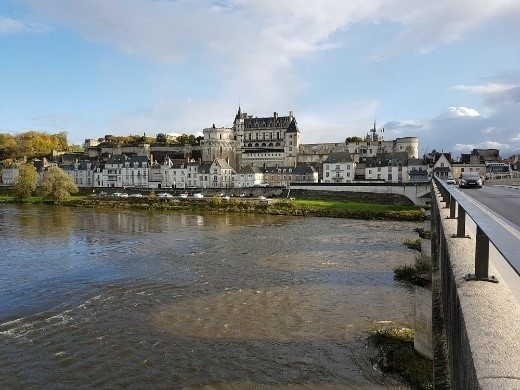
top-left (404, 238), bottom-right (422, 251)
top-left (394, 259), bottom-right (432, 287)
top-left (294, 199), bottom-right (420, 212)
top-left (277, 199), bottom-right (425, 221)
top-left (370, 326), bottom-right (433, 390)
top-left (0, 194), bottom-right (426, 221)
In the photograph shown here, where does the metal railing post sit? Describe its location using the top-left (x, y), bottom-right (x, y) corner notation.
top-left (449, 195), bottom-right (456, 219)
top-left (464, 226), bottom-right (498, 283)
top-left (453, 204), bottom-right (470, 238)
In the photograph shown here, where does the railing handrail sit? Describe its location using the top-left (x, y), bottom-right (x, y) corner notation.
top-left (433, 176), bottom-right (520, 280)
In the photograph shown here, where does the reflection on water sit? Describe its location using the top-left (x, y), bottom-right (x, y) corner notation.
top-left (0, 204), bottom-right (419, 389)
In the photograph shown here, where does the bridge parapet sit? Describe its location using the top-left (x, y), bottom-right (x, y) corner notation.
top-left (432, 177), bottom-right (520, 389)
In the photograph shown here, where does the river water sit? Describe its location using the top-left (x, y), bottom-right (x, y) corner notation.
top-left (0, 204), bottom-right (419, 389)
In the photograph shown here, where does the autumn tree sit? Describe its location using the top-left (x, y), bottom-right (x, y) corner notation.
top-left (0, 133), bottom-right (17, 160)
top-left (39, 167), bottom-right (79, 203)
top-left (14, 163), bottom-right (38, 200)
top-left (0, 131), bottom-right (69, 160)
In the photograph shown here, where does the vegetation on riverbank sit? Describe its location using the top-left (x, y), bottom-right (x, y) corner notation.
top-left (0, 193), bottom-right (425, 221)
top-left (396, 236), bottom-right (432, 287)
top-left (369, 325), bottom-right (433, 390)
top-left (394, 260), bottom-right (432, 287)
top-left (404, 238), bottom-right (422, 251)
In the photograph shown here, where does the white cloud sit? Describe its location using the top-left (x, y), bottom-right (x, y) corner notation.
top-left (482, 127), bottom-right (502, 135)
top-left (24, 0), bottom-right (520, 109)
top-left (454, 141), bottom-right (512, 153)
top-left (450, 83), bottom-right (516, 94)
top-left (0, 16), bottom-right (46, 34)
top-left (437, 106), bottom-right (481, 119)
top-left (16, 0), bottom-right (520, 157)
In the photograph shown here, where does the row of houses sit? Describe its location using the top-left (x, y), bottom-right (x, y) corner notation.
top-left (0, 154), bottom-right (319, 189)
top-left (2, 148), bottom-right (516, 189)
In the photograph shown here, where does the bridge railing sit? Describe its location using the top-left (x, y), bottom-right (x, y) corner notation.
top-left (431, 176), bottom-right (520, 389)
top-left (433, 176), bottom-right (520, 282)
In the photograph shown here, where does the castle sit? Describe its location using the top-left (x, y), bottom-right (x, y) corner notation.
top-left (201, 107), bottom-right (419, 170)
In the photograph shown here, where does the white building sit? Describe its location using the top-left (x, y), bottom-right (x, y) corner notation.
top-left (233, 164), bottom-right (264, 188)
top-left (121, 156), bottom-right (149, 188)
top-left (63, 160), bottom-right (98, 187)
top-left (1, 164), bottom-right (20, 185)
top-left (209, 158), bottom-right (235, 188)
top-left (322, 152), bottom-right (355, 183)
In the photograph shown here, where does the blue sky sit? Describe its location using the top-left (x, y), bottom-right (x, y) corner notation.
top-left (1, 0), bottom-right (520, 158)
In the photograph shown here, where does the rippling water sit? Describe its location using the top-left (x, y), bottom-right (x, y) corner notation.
top-left (0, 204), bottom-right (419, 389)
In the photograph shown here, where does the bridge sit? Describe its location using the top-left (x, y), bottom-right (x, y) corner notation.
top-left (421, 177), bottom-right (520, 389)
top-left (290, 182), bottom-right (431, 206)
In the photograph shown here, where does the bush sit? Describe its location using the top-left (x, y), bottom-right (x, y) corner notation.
top-left (370, 326), bottom-right (433, 390)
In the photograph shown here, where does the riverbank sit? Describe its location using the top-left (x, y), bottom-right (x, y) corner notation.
top-left (0, 194), bottom-right (426, 221)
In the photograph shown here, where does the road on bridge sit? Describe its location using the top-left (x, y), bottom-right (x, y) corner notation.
top-left (458, 184), bottom-right (520, 229)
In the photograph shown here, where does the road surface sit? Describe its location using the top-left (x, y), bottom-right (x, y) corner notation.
top-left (459, 184), bottom-right (520, 229)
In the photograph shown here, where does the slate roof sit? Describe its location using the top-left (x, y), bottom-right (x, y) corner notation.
top-left (323, 151), bottom-right (353, 163)
top-left (236, 164), bottom-right (264, 174)
top-left (264, 165), bottom-right (316, 174)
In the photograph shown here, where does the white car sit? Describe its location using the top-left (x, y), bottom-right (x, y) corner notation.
top-left (130, 193), bottom-right (142, 197)
top-left (193, 193), bottom-right (204, 199)
top-left (222, 196), bottom-right (230, 200)
top-left (258, 195), bottom-right (266, 200)
top-left (180, 193), bottom-right (188, 198)
top-left (445, 178), bottom-right (456, 185)
top-left (158, 192), bottom-right (174, 198)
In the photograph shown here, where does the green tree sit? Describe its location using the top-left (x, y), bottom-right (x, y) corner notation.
top-left (346, 136), bottom-right (363, 144)
top-left (156, 133), bottom-right (167, 143)
top-left (40, 166), bottom-right (79, 203)
top-left (14, 163), bottom-right (38, 200)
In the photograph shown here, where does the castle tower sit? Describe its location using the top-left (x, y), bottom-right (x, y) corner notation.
top-left (284, 113), bottom-right (300, 166)
top-left (200, 124), bottom-right (237, 168)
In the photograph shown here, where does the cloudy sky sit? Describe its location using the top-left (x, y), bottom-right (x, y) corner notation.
top-left (1, 0), bottom-right (520, 158)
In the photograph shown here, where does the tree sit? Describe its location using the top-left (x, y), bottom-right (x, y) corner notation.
top-left (346, 136), bottom-right (363, 144)
top-left (156, 133), bottom-right (167, 143)
top-left (14, 163), bottom-right (38, 200)
top-left (40, 167), bottom-right (79, 203)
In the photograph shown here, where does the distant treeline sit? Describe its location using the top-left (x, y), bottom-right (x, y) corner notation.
top-left (0, 131), bottom-right (204, 162)
top-left (0, 131), bottom-right (69, 161)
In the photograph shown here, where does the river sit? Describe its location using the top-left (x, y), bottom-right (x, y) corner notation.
top-left (0, 204), bottom-right (419, 389)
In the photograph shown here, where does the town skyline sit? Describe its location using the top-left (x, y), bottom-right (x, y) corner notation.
top-left (1, 1), bottom-right (520, 157)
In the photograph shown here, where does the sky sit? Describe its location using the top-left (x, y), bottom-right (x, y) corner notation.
top-left (1, 0), bottom-right (520, 158)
